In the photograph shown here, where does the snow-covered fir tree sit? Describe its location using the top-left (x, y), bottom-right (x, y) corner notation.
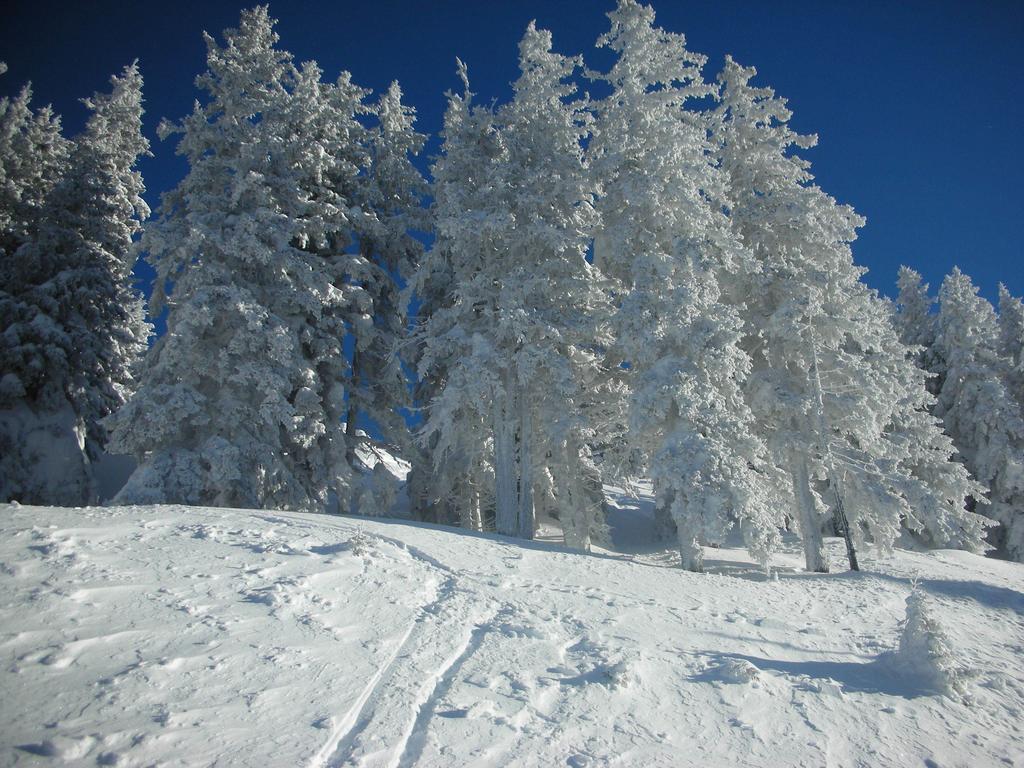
top-left (406, 59), bottom-right (498, 530)
top-left (895, 266), bottom-right (942, 391)
top-left (0, 65), bottom-right (149, 505)
top-left (933, 268), bottom-right (1024, 560)
top-left (895, 267), bottom-right (936, 348)
top-left (715, 57), bottom-right (986, 571)
top-left (589, 0), bottom-right (781, 570)
top-left (997, 284), bottom-right (1024, 408)
top-left (109, 8), bottom-right (374, 511)
top-left (413, 25), bottom-right (609, 544)
top-left (895, 587), bottom-right (975, 700)
top-left (344, 81), bottom-right (429, 462)
top-left (1, 76), bottom-right (72, 504)
top-left (0, 77), bottom-right (67, 267)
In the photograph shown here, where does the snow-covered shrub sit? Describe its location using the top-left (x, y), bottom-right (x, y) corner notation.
top-left (895, 587), bottom-right (975, 701)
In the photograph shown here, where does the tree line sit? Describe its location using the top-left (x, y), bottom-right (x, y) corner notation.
top-left (2, 2), bottom-right (1021, 571)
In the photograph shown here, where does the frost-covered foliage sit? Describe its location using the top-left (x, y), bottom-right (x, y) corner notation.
top-left (405, 63), bottom-right (497, 530)
top-left (345, 81), bottom-right (429, 461)
top-left (0, 65), bottom-right (149, 505)
top-left (934, 269), bottom-right (1024, 560)
top-left (0, 82), bottom-right (67, 261)
top-left (353, 463), bottom-right (399, 517)
top-left (715, 58), bottom-right (986, 571)
top-left (895, 266), bottom-right (941, 392)
top-left (997, 284), bottom-right (1024, 408)
top-left (895, 267), bottom-right (937, 350)
top-left (411, 25), bottom-right (609, 545)
top-left (895, 587), bottom-right (975, 700)
top-left (109, 8), bottom-right (371, 511)
top-left (3, 2), bottom-right (1014, 575)
top-left (884, 403), bottom-right (990, 553)
top-left (589, 0), bottom-right (780, 570)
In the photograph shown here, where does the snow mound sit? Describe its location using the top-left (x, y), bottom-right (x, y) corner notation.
top-left (708, 657), bottom-right (762, 684)
top-left (894, 588), bottom-right (978, 701)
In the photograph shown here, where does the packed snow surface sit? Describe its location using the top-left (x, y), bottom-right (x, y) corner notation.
top-left (2, 497), bottom-right (1023, 767)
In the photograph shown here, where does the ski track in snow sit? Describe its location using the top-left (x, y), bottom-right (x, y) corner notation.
top-left (314, 569), bottom-right (497, 768)
top-left (1, 500), bottom-right (1023, 767)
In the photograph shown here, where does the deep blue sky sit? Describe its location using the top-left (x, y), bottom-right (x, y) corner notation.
top-left (2, 0), bottom-right (1021, 304)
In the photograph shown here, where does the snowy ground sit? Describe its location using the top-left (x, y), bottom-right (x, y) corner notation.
top-left (1, 494), bottom-right (1023, 767)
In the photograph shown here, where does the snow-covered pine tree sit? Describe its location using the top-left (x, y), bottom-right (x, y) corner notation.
top-left (589, 0), bottom-right (780, 570)
top-left (716, 57), bottom-right (986, 571)
top-left (895, 266), bottom-right (942, 392)
top-left (109, 8), bottom-right (371, 512)
top-left (895, 267), bottom-right (936, 349)
top-left (891, 266), bottom-right (989, 550)
top-left (413, 25), bottom-right (608, 544)
top-left (934, 268), bottom-right (1024, 560)
top-left (0, 77), bottom-right (68, 268)
top-left (0, 76), bottom-right (72, 503)
top-left (502, 27), bottom-right (613, 550)
top-left (895, 587), bottom-right (975, 700)
top-left (344, 81), bottom-right (429, 463)
top-left (0, 65), bottom-right (149, 505)
top-left (407, 59), bottom-right (498, 529)
top-left (997, 284), bottom-right (1024, 407)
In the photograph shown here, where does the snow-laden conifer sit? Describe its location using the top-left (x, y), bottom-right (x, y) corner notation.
top-left (894, 587), bottom-right (975, 700)
top-left (997, 284), bottom-right (1024, 408)
top-left (895, 266), bottom-right (942, 392)
top-left (345, 81), bottom-right (429, 462)
top-left (109, 8), bottom-right (370, 511)
top-left (589, 0), bottom-right (781, 570)
top-left (413, 26), bottom-right (608, 544)
top-left (0, 65), bottom-right (149, 505)
top-left (407, 59), bottom-right (499, 529)
top-left (716, 58), bottom-right (986, 570)
top-left (0, 79), bottom-right (67, 262)
top-left (934, 269), bottom-right (1024, 559)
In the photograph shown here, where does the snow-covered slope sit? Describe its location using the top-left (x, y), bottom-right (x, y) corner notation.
top-left (1, 501), bottom-right (1022, 767)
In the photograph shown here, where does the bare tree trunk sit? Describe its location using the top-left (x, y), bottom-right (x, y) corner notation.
top-left (792, 453), bottom-right (829, 573)
top-left (517, 398), bottom-right (535, 540)
top-left (345, 341), bottom-right (360, 465)
top-left (469, 480), bottom-right (482, 532)
top-left (494, 369), bottom-right (519, 536)
top-left (653, 486), bottom-right (678, 542)
top-left (807, 326), bottom-right (858, 571)
top-left (830, 475), bottom-right (859, 571)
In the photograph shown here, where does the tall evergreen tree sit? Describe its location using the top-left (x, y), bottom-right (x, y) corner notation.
top-left (997, 284), bottom-right (1024, 408)
top-left (934, 269), bottom-right (1024, 559)
top-left (716, 58), bottom-right (986, 570)
top-left (589, 0), bottom-right (781, 570)
top-left (0, 65), bottom-right (149, 505)
top-left (0, 78), bottom-right (67, 264)
top-left (405, 59), bottom-right (495, 530)
top-left (345, 81), bottom-right (429, 462)
top-left (413, 25), bottom-right (608, 544)
top-left (895, 266), bottom-right (942, 390)
top-left (109, 8), bottom-right (371, 511)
